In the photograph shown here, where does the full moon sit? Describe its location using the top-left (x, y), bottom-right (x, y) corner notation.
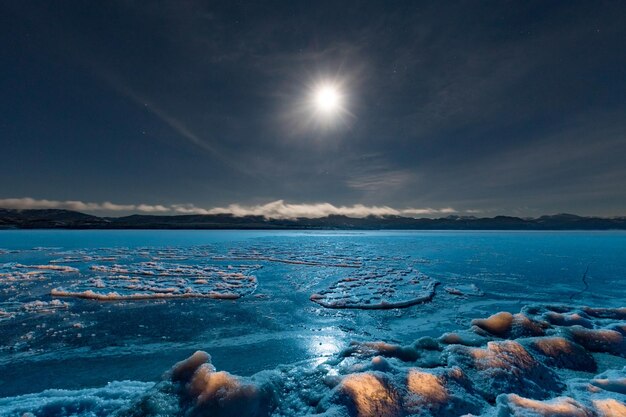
top-left (295, 77), bottom-right (351, 131)
top-left (314, 85), bottom-right (341, 113)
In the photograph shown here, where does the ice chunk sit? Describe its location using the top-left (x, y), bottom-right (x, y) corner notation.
top-left (14, 263), bottom-right (79, 273)
top-left (170, 350), bottom-right (211, 383)
top-left (0, 308), bottom-right (15, 321)
top-left (403, 367), bottom-right (485, 416)
top-left (439, 331), bottom-right (489, 347)
top-left (568, 326), bottom-right (626, 357)
top-left (406, 370), bottom-right (447, 403)
top-left (583, 307), bottom-right (626, 320)
top-left (591, 368), bottom-right (626, 395)
top-left (544, 311), bottom-right (593, 328)
top-left (140, 350), bottom-right (277, 417)
top-left (342, 341), bottom-right (420, 362)
top-left (522, 336), bottom-right (596, 372)
top-left (187, 367), bottom-right (272, 416)
top-left (444, 284), bottom-right (484, 297)
top-left (318, 367), bottom-right (484, 417)
top-left (472, 312), bottom-right (514, 336)
top-left (472, 312), bottom-right (545, 338)
top-left (22, 299), bottom-right (70, 313)
top-left (0, 263), bottom-right (77, 287)
top-left (335, 372), bottom-right (401, 417)
top-left (592, 399), bottom-right (626, 417)
top-left (445, 340), bottom-right (563, 401)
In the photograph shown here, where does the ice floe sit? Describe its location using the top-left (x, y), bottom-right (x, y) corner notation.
top-left (51, 262), bottom-right (260, 300)
top-left (310, 268), bottom-right (439, 309)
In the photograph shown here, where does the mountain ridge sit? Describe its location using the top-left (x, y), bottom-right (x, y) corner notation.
top-left (1, 209), bottom-right (625, 230)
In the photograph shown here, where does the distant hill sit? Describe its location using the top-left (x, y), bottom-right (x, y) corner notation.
top-left (0, 209), bottom-right (625, 230)
top-left (0, 209), bottom-right (110, 229)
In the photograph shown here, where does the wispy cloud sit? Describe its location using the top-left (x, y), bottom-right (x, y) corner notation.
top-left (98, 71), bottom-right (228, 162)
top-left (0, 198), bottom-right (170, 213)
top-left (0, 198), bottom-right (457, 219)
top-left (346, 169), bottom-right (413, 191)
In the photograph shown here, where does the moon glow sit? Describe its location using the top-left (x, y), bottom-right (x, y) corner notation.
top-left (307, 80), bottom-right (350, 130)
top-left (314, 85), bottom-right (341, 114)
top-left (285, 76), bottom-right (352, 134)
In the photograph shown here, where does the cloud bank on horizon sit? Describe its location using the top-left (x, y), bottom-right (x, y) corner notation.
top-left (0, 198), bottom-right (458, 220)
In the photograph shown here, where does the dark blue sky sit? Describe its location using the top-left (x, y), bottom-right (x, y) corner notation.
top-left (1, 1), bottom-right (625, 217)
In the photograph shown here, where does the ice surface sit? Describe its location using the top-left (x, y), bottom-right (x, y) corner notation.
top-left (1, 231), bottom-right (626, 416)
top-left (216, 245), bottom-right (365, 268)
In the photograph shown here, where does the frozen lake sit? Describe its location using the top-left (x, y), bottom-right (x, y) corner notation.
top-left (0, 230), bottom-right (625, 416)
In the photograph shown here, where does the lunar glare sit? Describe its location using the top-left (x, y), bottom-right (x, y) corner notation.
top-left (304, 79), bottom-right (351, 131)
top-left (282, 75), bottom-right (354, 135)
top-left (314, 85), bottom-right (341, 114)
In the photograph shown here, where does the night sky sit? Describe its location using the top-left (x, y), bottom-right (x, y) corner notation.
top-left (1, 1), bottom-right (625, 218)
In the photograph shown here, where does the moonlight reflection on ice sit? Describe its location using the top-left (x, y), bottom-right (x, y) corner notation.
top-left (308, 334), bottom-right (343, 366)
